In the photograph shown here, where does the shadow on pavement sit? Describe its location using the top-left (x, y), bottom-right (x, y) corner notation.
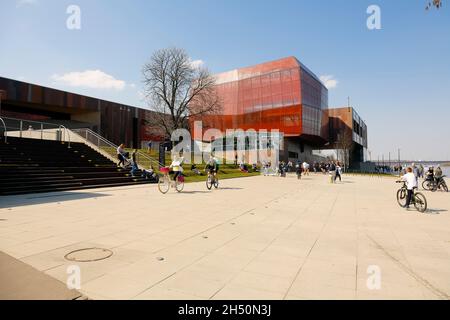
top-left (0, 251), bottom-right (82, 300)
top-left (426, 208), bottom-right (448, 215)
top-left (180, 191), bottom-right (213, 194)
top-left (0, 192), bottom-right (110, 209)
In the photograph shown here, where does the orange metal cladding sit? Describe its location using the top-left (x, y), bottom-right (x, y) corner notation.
top-left (192, 57), bottom-right (304, 137)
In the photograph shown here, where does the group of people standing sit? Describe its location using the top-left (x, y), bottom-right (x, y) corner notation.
top-left (272, 159), bottom-right (343, 182)
top-left (400, 163), bottom-right (446, 210)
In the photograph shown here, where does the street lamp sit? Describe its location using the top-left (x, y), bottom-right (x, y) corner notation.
top-left (0, 90), bottom-right (5, 117)
top-left (0, 90), bottom-right (6, 143)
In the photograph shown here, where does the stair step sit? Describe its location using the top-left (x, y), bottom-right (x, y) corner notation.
top-left (0, 180), bottom-right (154, 196)
top-left (0, 137), bottom-right (156, 196)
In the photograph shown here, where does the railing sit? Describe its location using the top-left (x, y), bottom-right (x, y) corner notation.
top-left (0, 116), bottom-right (71, 147)
top-left (0, 117), bottom-right (7, 143)
top-left (72, 128), bottom-right (163, 169)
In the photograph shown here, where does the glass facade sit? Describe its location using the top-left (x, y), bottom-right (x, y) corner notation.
top-left (194, 57), bottom-right (328, 140)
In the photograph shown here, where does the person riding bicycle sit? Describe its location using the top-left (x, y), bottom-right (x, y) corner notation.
top-left (205, 155), bottom-right (219, 179)
top-left (169, 155), bottom-right (184, 182)
top-left (426, 166), bottom-right (434, 181)
top-left (401, 167), bottom-right (418, 209)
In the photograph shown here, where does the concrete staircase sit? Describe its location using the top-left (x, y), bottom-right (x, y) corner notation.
top-left (0, 137), bottom-right (155, 196)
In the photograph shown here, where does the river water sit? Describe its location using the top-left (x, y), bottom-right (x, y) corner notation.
top-left (443, 166), bottom-right (450, 177)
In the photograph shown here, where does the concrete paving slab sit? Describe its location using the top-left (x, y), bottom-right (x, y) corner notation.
top-left (0, 175), bottom-right (449, 300)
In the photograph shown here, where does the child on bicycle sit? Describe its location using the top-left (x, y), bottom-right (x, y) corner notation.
top-left (401, 167), bottom-right (418, 209)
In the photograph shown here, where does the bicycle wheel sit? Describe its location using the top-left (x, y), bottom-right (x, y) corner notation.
top-left (431, 182), bottom-right (438, 192)
top-left (158, 176), bottom-right (170, 194)
top-left (422, 180), bottom-right (431, 191)
top-left (175, 177), bottom-right (184, 193)
top-left (396, 188), bottom-right (407, 207)
top-left (214, 177), bottom-right (219, 189)
top-left (206, 175), bottom-right (213, 190)
top-left (414, 192), bottom-right (427, 213)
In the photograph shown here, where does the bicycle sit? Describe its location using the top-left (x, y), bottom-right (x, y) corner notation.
top-left (430, 176), bottom-right (448, 193)
top-left (158, 167), bottom-right (185, 194)
top-left (206, 168), bottom-right (219, 190)
top-left (434, 176), bottom-right (448, 192)
top-left (396, 181), bottom-right (427, 213)
top-left (422, 175), bottom-right (435, 191)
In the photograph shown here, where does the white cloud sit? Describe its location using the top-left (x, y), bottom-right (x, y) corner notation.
top-left (16, 0), bottom-right (38, 7)
top-left (319, 75), bottom-right (338, 89)
top-left (51, 70), bottom-right (126, 91)
top-left (189, 59), bottom-right (204, 69)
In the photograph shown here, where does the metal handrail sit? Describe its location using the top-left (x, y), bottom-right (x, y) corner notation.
top-left (2, 116), bottom-right (70, 129)
top-left (59, 125), bottom-right (71, 148)
top-left (0, 117), bottom-right (7, 143)
top-left (76, 128), bottom-right (116, 149)
top-left (72, 128), bottom-right (164, 168)
top-left (0, 116), bottom-right (71, 147)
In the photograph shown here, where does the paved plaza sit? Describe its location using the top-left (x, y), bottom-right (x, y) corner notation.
top-left (0, 174), bottom-right (449, 300)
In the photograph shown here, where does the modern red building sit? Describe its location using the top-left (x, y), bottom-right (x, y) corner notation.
top-left (0, 77), bottom-right (163, 148)
top-left (1, 57), bottom-right (368, 166)
top-left (193, 57), bottom-right (330, 162)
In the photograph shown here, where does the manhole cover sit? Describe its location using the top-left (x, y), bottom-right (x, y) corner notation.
top-left (64, 248), bottom-right (113, 262)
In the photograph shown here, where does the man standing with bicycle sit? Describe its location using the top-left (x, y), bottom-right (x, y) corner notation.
top-left (401, 167), bottom-right (418, 209)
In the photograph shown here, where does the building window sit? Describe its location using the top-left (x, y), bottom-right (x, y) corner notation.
top-left (289, 151), bottom-right (299, 159)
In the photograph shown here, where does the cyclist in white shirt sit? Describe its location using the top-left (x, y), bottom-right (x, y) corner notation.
top-left (401, 167), bottom-right (418, 209)
top-left (169, 155), bottom-right (184, 182)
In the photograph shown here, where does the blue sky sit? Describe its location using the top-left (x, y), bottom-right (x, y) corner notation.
top-left (1, 0), bottom-right (449, 161)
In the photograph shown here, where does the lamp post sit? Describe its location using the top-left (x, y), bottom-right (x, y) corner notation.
top-left (0, 90), bottom-right (4, 117)
top-left (0, 90), bottom-right (6, 143)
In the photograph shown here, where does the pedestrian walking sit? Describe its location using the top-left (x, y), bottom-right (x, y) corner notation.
top-left (335, 162), bottom-right (342, 182)
top-left (329, 161), bottom-right (337, 183)
top-left (117, 144), bottom-right (127, 167)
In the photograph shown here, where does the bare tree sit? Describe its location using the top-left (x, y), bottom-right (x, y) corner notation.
top-left (426, 0), bottom-right (443, 9)
top-left (142, 47), bottom-right (221, 139)
top-left (335, 128), bottom-right (354, 170)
